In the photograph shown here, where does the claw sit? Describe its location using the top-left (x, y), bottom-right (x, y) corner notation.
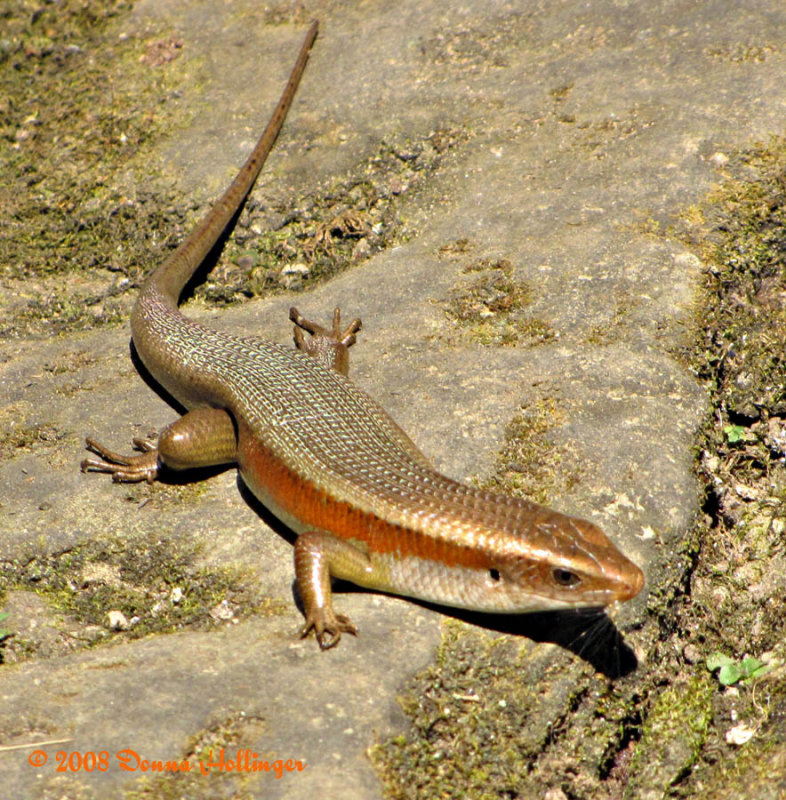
top-left (81, 436), bottom-right (160, 484)
top-left (290, 306), bottom-right (361, 347)
top-left (299, 608), bottom-right (358, 650)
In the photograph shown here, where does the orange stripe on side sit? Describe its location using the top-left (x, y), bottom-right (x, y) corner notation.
top-left (239, 433), bottom-right (491, 570)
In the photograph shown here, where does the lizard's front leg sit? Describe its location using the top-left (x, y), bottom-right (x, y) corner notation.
top-left (294, 531), bottom-right (383, 649)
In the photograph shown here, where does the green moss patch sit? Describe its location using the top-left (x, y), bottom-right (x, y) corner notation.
top-left (0, 421), bottom-right (68, 461)
top-left (373, 622), bottom-right (641, 799)
top-left (0, 532), bottom-right (280, 659)
top-left (373, 624), bottom-right (546, 800)
top-left (479, 397), bottom-right (580, 506)
top-left (196, 129), bottom-right (466, 303)
top-left (625, 676), bottom-right (714, 797)
top-left (649, 137), bottom-right (786, 796)
top-left (440, 250), bottom-right (555, 346)
top-left (678, 137), bottom-right (786, 660)
top-left (0, 0), bottom-right (193, 336)
top-left (125, 710), bottom-right (269, 800)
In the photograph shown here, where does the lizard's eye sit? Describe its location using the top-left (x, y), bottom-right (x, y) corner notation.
top-left (489, 568), bottom-right (501, 582)
top-left (552, 568), bottom-right (581, 588)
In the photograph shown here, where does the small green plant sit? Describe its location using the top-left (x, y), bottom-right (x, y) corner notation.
top-left (706, 652), bottom-right (773, 686)
top-left (723, 424), bottom-right (747, 444)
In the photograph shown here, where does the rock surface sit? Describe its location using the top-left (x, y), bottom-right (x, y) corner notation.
top-left (1, 0), bottom-right (784, 797)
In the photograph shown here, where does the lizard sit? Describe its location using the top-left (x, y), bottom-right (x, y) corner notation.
top-left (81, 20), bottom-right (645, 649)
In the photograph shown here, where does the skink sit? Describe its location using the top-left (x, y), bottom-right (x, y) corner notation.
top-left (82, 21), bottom-right (644, 649)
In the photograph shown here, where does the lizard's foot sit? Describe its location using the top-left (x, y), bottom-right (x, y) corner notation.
top-left (289, 306), bottom-right (361, 376)
top-left (289, 306), bottom-right (362, 347)
top-left (299, 607), bottom-right (359, 650)
top-left (80, 436), bottom-right (160, 484)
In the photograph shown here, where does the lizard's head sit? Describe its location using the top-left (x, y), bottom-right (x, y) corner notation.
top-left (481, 510), bottom-right (645, 612)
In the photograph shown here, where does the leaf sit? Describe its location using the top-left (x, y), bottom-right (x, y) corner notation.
top-left (739, 656), bottom-right (764, 675)
top-left (706, 652), bottom-right (734, 671)
top-left (708, 652), bottom-right (776, 686)
top-left (723, 424), bottom-right (746, 443)
top-left (741, 661), bottom-right (774, 684)
top-left (718, 663), bottom-right (745, 686)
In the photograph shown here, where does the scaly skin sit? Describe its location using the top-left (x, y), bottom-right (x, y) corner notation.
top-left (82, 20), bottom-right (644, 649)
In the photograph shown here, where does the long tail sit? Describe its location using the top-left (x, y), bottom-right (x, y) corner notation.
top-left (141, 21), bottom-right (319, 306)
